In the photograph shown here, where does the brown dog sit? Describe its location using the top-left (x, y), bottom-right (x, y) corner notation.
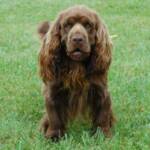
top-left (38, 5), bottom-right (115, 141)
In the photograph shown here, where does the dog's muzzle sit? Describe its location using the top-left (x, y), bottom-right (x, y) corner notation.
top-left (67, 24), bottom-right (90, 61)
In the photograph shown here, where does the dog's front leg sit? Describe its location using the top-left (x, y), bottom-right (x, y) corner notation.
top-left (88, 83), bottom-right (115, 137)
top-left (41, 82), bottom-right (70, 141)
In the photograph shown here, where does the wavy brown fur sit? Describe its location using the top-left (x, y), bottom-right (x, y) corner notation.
top-left (38, 5), bottom-right (115, 141)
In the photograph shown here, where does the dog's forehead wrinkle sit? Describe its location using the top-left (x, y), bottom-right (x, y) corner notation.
top-left (66, 14), bottom-right (93, 21)
top-left (62, 7), bottom-right (95, 23)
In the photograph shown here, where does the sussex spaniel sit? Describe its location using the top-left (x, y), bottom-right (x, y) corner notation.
top-left (38, 5), bottom-right (115, 140)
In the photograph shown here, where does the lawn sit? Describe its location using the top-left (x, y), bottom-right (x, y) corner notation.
top-left (0, 0), bottom-right (150, 149)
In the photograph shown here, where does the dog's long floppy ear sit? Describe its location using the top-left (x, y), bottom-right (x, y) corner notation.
top-left (38, 15), bottom-right (62, 83)
top-left (89, 14), bottom-right (112, 74)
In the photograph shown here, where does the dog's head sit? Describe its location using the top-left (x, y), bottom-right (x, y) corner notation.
top-left (39, 6), bottom-right (112, 81)
top-left (59, 6), bottom-right (99, 61)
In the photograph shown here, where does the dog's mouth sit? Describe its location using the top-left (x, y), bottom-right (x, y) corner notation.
top-left (68, 48), bottom-right (90, 61)
top-left (72, 48), bottom-right (82, 59)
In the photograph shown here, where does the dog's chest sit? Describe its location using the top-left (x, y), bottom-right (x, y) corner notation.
top-left (62, 63), bottom-right (90, 118)
top-left (67, 83), bottom-right (90, 119)
top-left (63, 63), bottom-right (87, 88)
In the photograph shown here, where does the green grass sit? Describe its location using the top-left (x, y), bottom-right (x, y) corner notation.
top-left (0, 0), bottom-right (150, 149)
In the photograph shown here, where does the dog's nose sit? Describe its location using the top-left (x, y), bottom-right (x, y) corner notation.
top-left (72, 35), bottom-right (84, 44)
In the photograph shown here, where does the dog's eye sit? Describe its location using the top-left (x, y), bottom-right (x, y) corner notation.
top-left (84, 22), bottom-right (92, 31)
top-left (64, 23), bottom-right (73, 31)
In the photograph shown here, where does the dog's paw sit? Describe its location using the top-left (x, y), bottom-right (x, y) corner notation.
top-left (100, 127), bottom-right (112, 138)
top-left (40, 115), bottom-right (65, 141)
top-left (45, 127), bottom-right (65, 142)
